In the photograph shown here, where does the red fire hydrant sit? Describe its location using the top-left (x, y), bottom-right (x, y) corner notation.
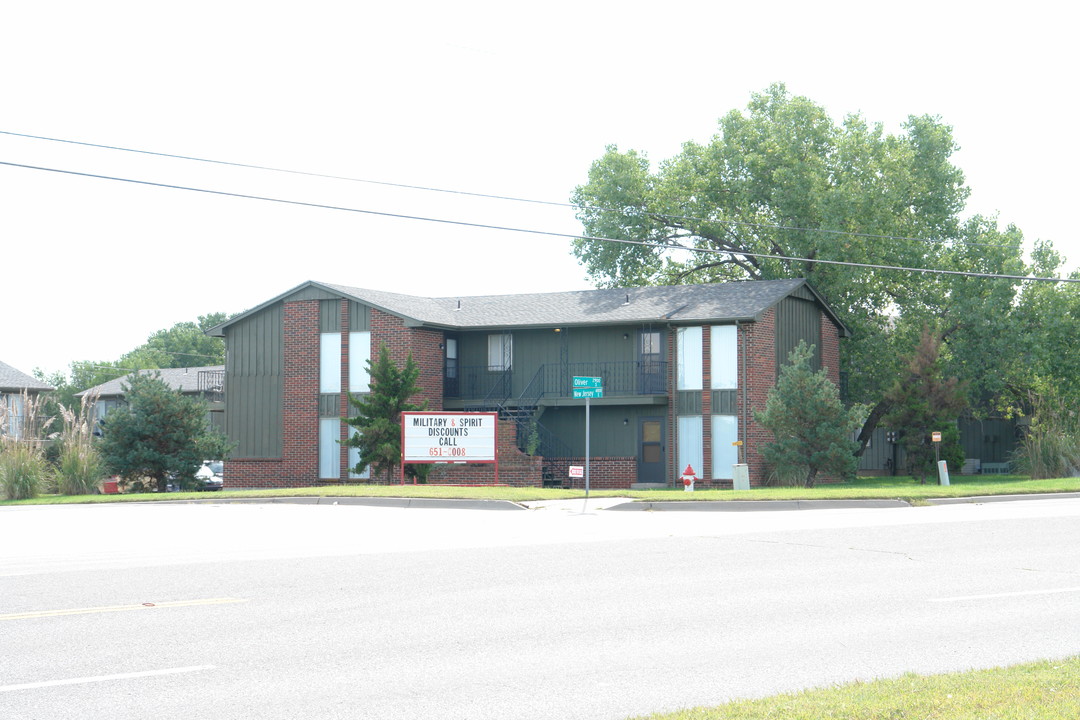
top-left (681, 464), bottom-right (697, 492)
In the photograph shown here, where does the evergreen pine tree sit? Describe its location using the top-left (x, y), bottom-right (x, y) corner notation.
top-left (755, 342), bottom-right (860, 488)
top-left (345, 344), bottom-right (426, 483)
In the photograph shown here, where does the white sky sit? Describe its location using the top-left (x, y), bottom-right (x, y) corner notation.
top-left (3, 1), bottom-right (1076, 379)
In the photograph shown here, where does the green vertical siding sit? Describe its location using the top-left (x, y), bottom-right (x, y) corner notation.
top-left (712, 390), bottom-right (738, 414)
top-left (775, 296), bottom-right (821, 370)
top-left (456, 325), bottom-right (654, 399)
top-left (676, 391), bottom-right (702, 415)
top-left (319, 300), bottom-right (341, 332)
top-left (225, 303), bottom-right (283, 458)
top-left (349, 301), bottom-right (371, 331)
top-left (538, 405), bottom-right (655, 457)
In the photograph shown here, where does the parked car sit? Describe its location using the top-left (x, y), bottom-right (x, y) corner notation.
top-left (195, 461), bottom-right (224, 491)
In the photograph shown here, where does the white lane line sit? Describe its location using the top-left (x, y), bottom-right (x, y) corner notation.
top-left (0, 665), bottom-right (215, 693)
top-left (0, 597), bottom-right (247, 621)
top-left (929, 587), bottom-right (1080, 602)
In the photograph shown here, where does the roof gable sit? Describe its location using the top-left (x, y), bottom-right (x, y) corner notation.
top-left (0, 360), bottom-right (53, 393)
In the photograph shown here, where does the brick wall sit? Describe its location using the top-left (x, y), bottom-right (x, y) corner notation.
top-left (741, 308), bottom-right (778, 486)
top-left (370, 308), bottom-right (444, 411)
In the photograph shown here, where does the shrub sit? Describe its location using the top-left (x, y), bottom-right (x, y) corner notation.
top-left (1013, 399), bottom-right (1080, 479)
top-left (54, 395), bottom-right (105, 495)
top-left (0, 442), bottom-right (48, 500)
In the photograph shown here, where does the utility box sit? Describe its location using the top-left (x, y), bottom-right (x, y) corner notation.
top-left (732, 464), bottom-right (750, 490)
top-left (937, 460), bottom-right (950, 486)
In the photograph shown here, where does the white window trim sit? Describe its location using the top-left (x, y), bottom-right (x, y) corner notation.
top-left (710, 325), bottom-right (738, 390)
top-left (677, 415), bottom-right (704, 479)
top-left (676, 327), bottom-right (703, 391)
top-left (319, 417), bottom-right (340, 479)
top-left (349, 331), bottom-right (371, 392)
top-left (488, 334), bottom-right (512, 371)
top-left (320, 332), bottom-right (342, 394)
top-left (711, 415), bottom-right (739, 479)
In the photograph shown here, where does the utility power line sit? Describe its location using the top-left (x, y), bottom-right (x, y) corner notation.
top-left (0, 128), bottom-right (1021, 250)
top-left (2, 159), bottom-right (1076, 285)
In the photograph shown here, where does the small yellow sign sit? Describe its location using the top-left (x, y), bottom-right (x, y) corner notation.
top-left (732, 440), bottom-right (743, 446)
top-left (932, 431), bottom-right (942, 442)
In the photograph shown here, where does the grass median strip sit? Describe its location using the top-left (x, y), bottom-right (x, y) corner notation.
top-left (2, 475), bottom-right (1078, 506)
top-left (0, 597), bottom-right (248, 621)
top-left (629, 656), bottom-right (1080, 720)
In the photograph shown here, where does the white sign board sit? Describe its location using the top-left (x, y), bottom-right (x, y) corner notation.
top-left (401, 412), bottom-right (498, 463)
top-left (568, 465), bottom-right (584, 478)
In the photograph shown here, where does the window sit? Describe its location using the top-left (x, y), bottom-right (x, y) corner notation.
top-left (677, 415), bottom-right (703, 478)
top-left (488, 334), bottom-right (512, 371)
top-left (319, 417), bottom-right (340, 479)
top-left (349, 331), bottom-right (371, 392)
top-left (711, 415), bottom-right (738, 479)
top-left (348, 434), bottom-right (370, 479)
top-left (320, 332), bottom-right (341, 394)
top-left (676, 327), bottom-right (702, 390)
top-left (711, 325), bottom-right (737, 390)
top-left (445, 337), bottom-right (458, 379)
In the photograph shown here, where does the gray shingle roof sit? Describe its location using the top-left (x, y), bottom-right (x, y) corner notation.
top-left (208, 278), bottom-right (849, 336)
top-left (320, 278), bottom-right (813, 328)
top-left (75, 366), bottom-right (224, 399)
top-left (0, 360), bottom-right (53, 392)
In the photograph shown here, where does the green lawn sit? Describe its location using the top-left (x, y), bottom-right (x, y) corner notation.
top-left (630, 656), bottom-right (1080, 720)
top-left (2, 473), bottom-right (1078, 506)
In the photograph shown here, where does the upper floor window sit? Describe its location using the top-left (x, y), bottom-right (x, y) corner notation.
top-left (349, 331), bottom-right (371, 392)
top-left (488, 334), bottom-right (512, 371)
top-left (676, 326), bottom-right (702, 390)
top-left (445, 337), bottom-right (458, 379)
top-left (711, 325), bottom-right (737, 389)
top-left (320, 332), bottom-right (341, 394)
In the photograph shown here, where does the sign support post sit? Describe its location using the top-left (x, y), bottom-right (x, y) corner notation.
top-left (572, 376), bottom-right (603, 511)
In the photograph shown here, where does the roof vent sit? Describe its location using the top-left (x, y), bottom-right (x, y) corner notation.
top-left (622, 293), bottom-right (630, 306)
top-left (455, 299), bottom-right (461, 311)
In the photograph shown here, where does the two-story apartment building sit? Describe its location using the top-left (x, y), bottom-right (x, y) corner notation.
top-left (207, 279), bottom-right (849, 489)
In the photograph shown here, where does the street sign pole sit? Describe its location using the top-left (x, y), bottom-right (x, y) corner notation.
top-left (584, 396), bottom-right (591, 503)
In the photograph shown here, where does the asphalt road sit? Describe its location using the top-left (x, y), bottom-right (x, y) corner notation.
top-left (2, 498), bottom-right (1079, 719)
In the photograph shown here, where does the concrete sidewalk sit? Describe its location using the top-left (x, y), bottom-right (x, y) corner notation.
top-left (159, 491), bottom-right (1080, 512)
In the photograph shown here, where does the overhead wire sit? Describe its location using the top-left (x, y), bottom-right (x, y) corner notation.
top-left (1, 159), bottom-right (1075, 284)
top-left (0, 128), bottom-right (1021, 251)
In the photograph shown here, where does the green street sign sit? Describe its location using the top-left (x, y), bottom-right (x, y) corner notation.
top-left (572, 376), bottom-right (603, 389)
top-left (572, 388), bottom-right (604, 399)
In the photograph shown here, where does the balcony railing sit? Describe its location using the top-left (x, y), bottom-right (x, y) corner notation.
top-left (448, 360), bottom-right (667, 404)
top-left (198, 369), bottom-right (225, 403)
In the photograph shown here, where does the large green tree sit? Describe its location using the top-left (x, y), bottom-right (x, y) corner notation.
top-left (345, 345), bottom-right (426, 484)
top-left (883, 327), bottom-right (967, 483)
top-left (755, 342), bottom-right (861, 487)
top-left (97, 372), bottom-right (233, 492)
top-left (571, 83), bottom-right (1040, 445)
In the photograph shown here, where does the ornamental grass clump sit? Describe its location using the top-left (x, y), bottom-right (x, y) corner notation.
top-left (55, 392), bottom-right (105, 495)
top-left (0, 390), bottom-right (53, 500)
top-left (0, 441), bottom-right (49, 500)
top-left (1014, 397), bottom-right (1080, 479)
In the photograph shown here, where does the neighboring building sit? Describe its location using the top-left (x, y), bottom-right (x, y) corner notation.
top-left (0, 360), bottom-right (54, 439)
top-left (207, 279), bottom-right (849, 489)
top-left (76, 366), bottom-right (225, 431)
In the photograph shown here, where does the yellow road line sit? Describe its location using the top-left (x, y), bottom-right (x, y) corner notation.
top-left (0, 597), bottom-right (248, 621)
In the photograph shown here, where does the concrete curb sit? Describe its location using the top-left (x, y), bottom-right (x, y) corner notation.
top-left (163, 496), bottom-right (526, 511)
top-left (606, 498), bottom-right (912, 512)
top-left (924, 492), bottom-right (1080, 505)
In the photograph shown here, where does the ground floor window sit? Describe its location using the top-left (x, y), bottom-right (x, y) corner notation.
top-left (712, 415), bottom-right (738, 479)
top-left (319, 417), bottom-right (339, 479)
top-left (348, 434), bottom-right (370, 479)
top-left (677, 415), bottom-right (703, 478)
